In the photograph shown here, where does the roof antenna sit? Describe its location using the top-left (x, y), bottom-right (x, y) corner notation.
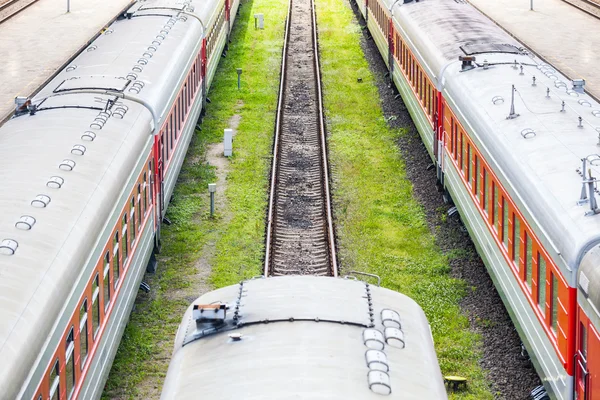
top-left (507, 85), bottom-right (519, 119)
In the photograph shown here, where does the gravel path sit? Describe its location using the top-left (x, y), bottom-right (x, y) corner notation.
top-left (348, 1), bottom-right (543, 398)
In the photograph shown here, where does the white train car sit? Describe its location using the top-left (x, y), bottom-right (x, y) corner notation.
top-left (161, 276), bottom-right (448, 399)
top-left (358, 0), bottom-right (600, 398)
top-left (0, 0), bottom-right (239, 398)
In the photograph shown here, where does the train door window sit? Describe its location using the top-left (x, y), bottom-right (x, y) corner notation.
top-left (162, 130), bottom-right (167, 163)
top-left (525, 232), bottom-right (533, 290)
top-left (122, 215), bottom-right (128, 265)
top-left (79, 299), bottom-right (88, 368)
top-left (49, 359), bottom-right (60, 400)
top-left (103, 253), bottom-right (110, 312)
top-left (482, 168), bottom-right (488, 214)
top-left (131, 197), bottom-right (136, 246)
top-left (537, 252), bottom-right (546, 311)
top-left (512, 214), bottom-right (520, 267)
top-left (581, 322), bottom-right (588, 360)
top-left (453, 123), bottom-right (458, 160)
top-left (65, 327), bottom-right (75, 399)
top-left (551, 273), bottom-right (558, 334)
top-left (92, 274), bottom-right (100, 338)
top-left (502, 198), bottom-right (509, 249)
top-left (113, 233), bottom-right (120, 288)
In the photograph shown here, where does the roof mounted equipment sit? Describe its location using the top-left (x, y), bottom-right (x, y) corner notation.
top-left (573, 79), bottom-right (586, 94)
top-left (459, 55), bottom-right (476, 72)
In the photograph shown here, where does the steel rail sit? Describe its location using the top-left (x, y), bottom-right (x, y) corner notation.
top-left (311, 0), bottom-right (338, 277)
top-left (263, 0), bottom-right (338, 277)
top-left (0, 0), bottom-right (38, 24)
top-left (263, 0), bottom-right (292, 277)
top-left (561, 0), bottom-right (600, 19)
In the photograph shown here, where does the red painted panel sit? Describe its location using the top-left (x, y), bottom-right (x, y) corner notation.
top-left (589, 325), bottom-right (600, 399)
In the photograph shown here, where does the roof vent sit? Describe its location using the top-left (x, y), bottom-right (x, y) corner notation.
top-left (31, 194), bottom-right (51, 208)
top-left (365, 349), bottom-right (389, 372)
top-left (573, 79), bottom-right (586, 94)
top-left (0, 239), bottom-right (18, 255)
top-left (71, 145), bottom-right (86, 156)
top-left (384, 327), bottom-right (405, 349)
top-left (368, 370), bottom-right (391, 395)
top-left (15, 215), bottom-right (36, 230)
top-left (82, 131), bottom-right (96, 141)
top-left (59, 159), bottom-right (76, 171)
top-left (363, 328), bottom-right (385, 350)
top-left (521, 128), bottom-right (536, 139)
top-left (459, 55), bottom-right (476, 72)
top-left (381, 309), bottom-right (401, 329)
top-left (47, 176), bottom-right (64, 189)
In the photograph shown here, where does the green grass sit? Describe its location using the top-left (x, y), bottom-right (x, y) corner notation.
top-left (102, 0), bottom-right (286, 397)
top-left (316, 0), bottom-right (494, 398)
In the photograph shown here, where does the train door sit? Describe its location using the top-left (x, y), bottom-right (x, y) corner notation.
top-left (576, 310), bottom-right (600, 399)
top-left (153, 133), bottom-right (165, 249)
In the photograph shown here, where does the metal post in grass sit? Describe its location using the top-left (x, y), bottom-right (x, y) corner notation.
top-left (208, 183), bottom-right (216, 217)
top-left (236, 68), bottom-right (242, 90)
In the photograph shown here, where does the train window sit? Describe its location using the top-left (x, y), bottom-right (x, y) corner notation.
top-left (131, 197), bottom-right (136, 247)
top-left (512, 214), bottom-right (520, 267)
top-left (138, 186), bottom-right (143, 230)
top-left (113, 232), bottom-right (120, 287)
top-left (492, 182), bottom-right (498, 231)
top-left (143, 173), bottom-right (148, 215)
top-left (473, 155), bottom-right (479, 197)
top-left (171, 114), bottom-right (176, 141)
top-left (104, 252), bottom-right (111, 312)
top-left (537, 253), bottom-right (546, 310)
top-left (65, 327), bottom-right (75, 399)
top-left (466, 145), bottom-right (471, 184)
top-left (551, 273), bottom-right (558, 334)
top-left (80, 299), bottom-right (88, 368)
top-left (525, 233), bottom-right (532, 290)
top-left (49, 359), bottom-right (60, 400)
top-left (458, 132), bottom-right (464, 171)
top-left (482, 169), bottom-right (488, 214)
top-left (122, 215), bottom-right (128, 265)
top-left (502, 198), bottom-right (509, 249)
top-left (92, 274), bottom-right (100, 338)
top-left (149, 160), bottom-right (154, 202)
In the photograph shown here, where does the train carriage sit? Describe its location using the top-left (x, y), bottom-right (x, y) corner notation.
top-left (358, 0), bottom-right (600, 398)
top-left (160, 276), bottom-right (448, 400)
top-left (0, 0), bottom-right (239, 398)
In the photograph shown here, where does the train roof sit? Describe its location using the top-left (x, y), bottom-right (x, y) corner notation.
top-left (0, 0), bottom-right (209, 396)
top-left (391, 0), bottom-right (600, 269)
top-left (161, 276), bottom-right (447, 400)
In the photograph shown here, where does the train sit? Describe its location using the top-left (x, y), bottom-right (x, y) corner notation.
top-left (0, 0), bottom-right (240, 398)
top-left (357, 0), bottom-right (600, 398)
top-left (160, 275), bottom-right (448, 399)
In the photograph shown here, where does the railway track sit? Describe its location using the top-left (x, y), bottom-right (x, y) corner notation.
top-left (0, 0), bottom-right (38, 23)
top-left (264, 0), bottom-right (337, 277)
top-left (561, 0), bottom-right (600, 18)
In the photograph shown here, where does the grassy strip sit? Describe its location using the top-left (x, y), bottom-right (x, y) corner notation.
top-left (102, 0), bottom-right (286, 397)
top-left (316, 1), bottom-right (494, 398)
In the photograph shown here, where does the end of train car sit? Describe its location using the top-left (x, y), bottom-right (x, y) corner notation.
top-left (160, 276), bottom-right (448, 399)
